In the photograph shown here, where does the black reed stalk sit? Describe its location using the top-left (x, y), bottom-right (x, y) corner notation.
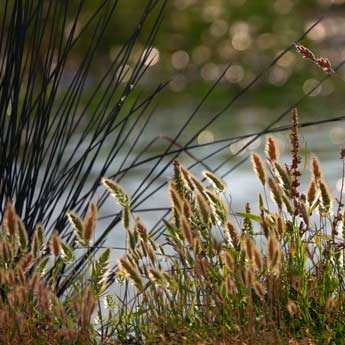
top-left (0, 0), bottom-right (170, 293)
top-left (0, 0), bottom-right (166, 232)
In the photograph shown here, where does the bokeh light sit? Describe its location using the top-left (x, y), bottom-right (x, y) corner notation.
top-left (329, 127), bottom-right (345, 145)
top-left (198, 130), bottom-right (215, 145)
top-left (143, 47), bottom-right (160, 66)
top-left (303, 79), bottom-right (322, 97)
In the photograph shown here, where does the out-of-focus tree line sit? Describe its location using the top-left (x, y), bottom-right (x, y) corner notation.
top-left (5, 0), bottom-right (345, 120)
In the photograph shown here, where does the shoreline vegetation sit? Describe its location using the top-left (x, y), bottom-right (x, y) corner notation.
top-left (1, 1), bottom-right (345, 344)
top-left (1, 110), bottom-right (345, 344)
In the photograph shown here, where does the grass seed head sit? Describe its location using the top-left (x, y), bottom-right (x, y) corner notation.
top-left (82, 203), bottom-right (98, 244)
top-left (225, 276), bottom-right (238, 295)
top-left (307, 180), bottom-right (318, 207)
top-left (119, 257), bottom-right (144, 292)
top-left (223, 251), bottom-right (235, 272)
top-left (253, 281), bottom-right (265, 300)
top-left (3, 201), bottom-right (18, 237)
top-left (266, 136), bottom-right (280, 163)
top-left (251, 152), bottom-right (267, 186)
top-left (49, 231), bottom-right (62, 257)
top-left (294, 43), bottom-right (316, 61)
top-left (196, 192), bottom-right (210, 224)
top-left (319, 180), bottom-right (332, 216)
top-left (102, 178), bottom-right (131, 208)
top-left (203, 170), bottom-right (226, 192)
top-left (311, 155), bottom-right (323, 182)
top-left (225, 220), bottom-right (240, 247)
top-left (269, 178), bottom-right (283, 210)
top-left (181, 216), bottom-right (194, 245)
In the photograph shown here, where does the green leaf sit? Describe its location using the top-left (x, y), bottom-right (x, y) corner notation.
top-left (236, 212), bottom-right (262, 222)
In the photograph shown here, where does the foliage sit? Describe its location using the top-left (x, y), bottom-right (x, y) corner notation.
top-left (110, 109), bottom-right (345, 344)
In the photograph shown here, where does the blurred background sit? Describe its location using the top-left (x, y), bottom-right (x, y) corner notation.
top-left (64, 0), bottom-right (345, 208)
top-left (62, 0), bottom-right (345, 145)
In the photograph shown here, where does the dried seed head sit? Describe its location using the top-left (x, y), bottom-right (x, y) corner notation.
top-left (196, 192), bottom-right (210, 223)
top-left (299, 199), bottom-right (310, 227)
top-left (311, 155), bottom-right (323, 181)
top-left (83, 203), bottom-right (98, 243)
top-left (315, 56), bottom-right (334, 74)
top-left (19, 252), bottom-right (33, 273)
top-left (282, 194), bottom-right (294, 215)
top-left (135, 217), bottom-right (147, 240)
top-left (225, 220), bottom-right (240, 247)
top-left (180, 165), bottom-right (195, 191)
top-left (223, 251), bottom-right (235, 272)
top-left (251, 152), bottom-right (266, 186)
top-left (49, 231), bottom-right (62, 257)
top-left (191, 175), bottom-right (205, 194)
top-left (16, 267), bottom-right (26, 284)
top-left (268, 235), bottom-right (281, 272)
top-left (3, 201), bottom-right (19, 237)
top-left (17, 219), bottom-right (29, 251)
top-left (119, 257), bottom-right (144, 292)
top-left (253, 281), bottom-right (265, 300)
top-left (294, 43), bottom-right (316, 61)
top-left (307, 180), bottom-right (318, 206)
top-left (30, 272), bottom-right (42, 291)
top-left (147, 267), bottom-right (167, 288)
top-left (6, 270), bottom-right (16, 286)
top-left (244, 237), bottom-right (255, 261)
top-left (181, 216), bottom-right (193, 245)
top-left (197, 256), bottom-right (209, 278)
top-left (169, 182), bottom-right (183, 212)
top-left (245, 268), bottom-right (256, 287)
top-left (253, 248), bottom-right (263, 272)
top-left (225, 276), bottom-right (237, 295)
top-left (1, 240), bottom-right (12, 263)
top-left (319, 180), bottom-right (332, 216)
top-left (192, 237), bottom-right (202, 253)
top-left (276, 216), bottom-right (286, 239)
top-left (183, 200), bottom-right (192, 219)
top-left (269, 178), bottom-right (282, 210)
top-left (266, 136), bottom-right (279, 162)
top-left (0, 269), bottom-right (5, 284)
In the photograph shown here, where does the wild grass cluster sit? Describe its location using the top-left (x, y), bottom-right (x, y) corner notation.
top-left (107, 109), bottom-right (345, 344)
top-left (1, 0), bottom-right (345, 344)
top-left (1, 109), bottom-right (345, 344)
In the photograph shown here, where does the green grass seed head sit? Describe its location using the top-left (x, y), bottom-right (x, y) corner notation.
top-left (319, 180), bottom-right (332, 216)
top-left (102, 178), bottom-right (131, 208)
top-left (203, 170), bottom-right (226, 192)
